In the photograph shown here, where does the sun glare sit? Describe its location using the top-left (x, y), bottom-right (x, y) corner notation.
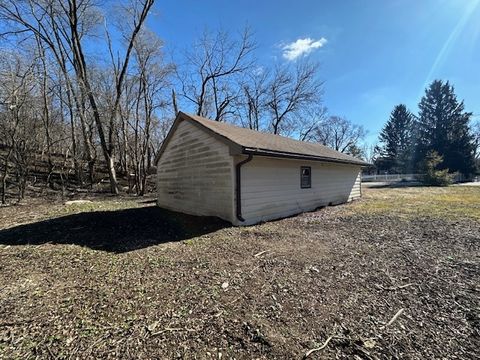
top-left (422, 0), bottom-right (480, 91)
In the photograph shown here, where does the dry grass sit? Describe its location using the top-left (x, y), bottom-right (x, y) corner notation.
top-left (349, 185), bottom-right (480, 220)
top-left (0, 186), bottom-right (479, 359)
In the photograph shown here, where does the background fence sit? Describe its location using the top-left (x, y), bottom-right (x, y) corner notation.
top-left (361, 174), bottom-right (424, 182)
top-left (362, 173), bottom-right (479, 183)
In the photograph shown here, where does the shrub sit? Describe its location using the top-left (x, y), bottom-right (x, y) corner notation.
top-left (422, 151), bottom-right (452, 186)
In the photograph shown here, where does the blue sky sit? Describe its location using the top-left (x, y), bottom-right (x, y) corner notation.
top-left (147, 0), bottom-right (480, 145)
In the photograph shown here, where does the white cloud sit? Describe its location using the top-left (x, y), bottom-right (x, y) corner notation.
top-left (282, 37), bottom-right (327, 61)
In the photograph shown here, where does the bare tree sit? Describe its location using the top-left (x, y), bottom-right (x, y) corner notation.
top-left (34, 37), bottom-right (55, 189)
top-left (177, 27), bottom-right (256, 121)
top-left (297, 105), bottom-right (328, 141)
top-left (238, 69), bottom-right (269, 131)
top-left (362, 142), bottom-right (378, 164)
top-left (473, 120), bottom-right (480, 160)
top-left (0, 52), bottom-right (36, 203)
top-left (99, 0), bottom-right (155, 193)
top-left (265, 61), bottom-right (323, 136)
top-left (314, 115), bottom-right (367, 153)
top-left (54, 64), bottom-right (82, 185)
top-left (128, 30), bottom-right (172, 194)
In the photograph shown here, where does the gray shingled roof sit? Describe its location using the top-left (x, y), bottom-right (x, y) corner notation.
top-left (182, 112), bottom-right (369, 166)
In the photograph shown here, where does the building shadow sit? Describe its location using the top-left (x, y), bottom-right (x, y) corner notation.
top-left (0, 206), bottom-right (229, 253)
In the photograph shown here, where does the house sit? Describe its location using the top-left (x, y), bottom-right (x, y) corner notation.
top-left (155, 112), bottom-right (369, 226)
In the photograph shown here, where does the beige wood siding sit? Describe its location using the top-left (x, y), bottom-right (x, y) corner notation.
top-left (157, 120), bottom-right (235, 222)
top-left (235, 156), bottom-right (361, 225)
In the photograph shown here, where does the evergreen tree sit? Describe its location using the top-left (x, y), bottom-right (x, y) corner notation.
top-left (416, 80), bottom-right (476, 175)
top-left (377, 104), bottom-right (415, 173)
top-left (422, 150), bottom-right (451, 186)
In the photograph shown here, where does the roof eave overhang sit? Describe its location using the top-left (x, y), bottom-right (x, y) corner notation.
top-left (155, 112), bottom-right (372, 167)
top-left (242, 147), bottom-right (371, 167)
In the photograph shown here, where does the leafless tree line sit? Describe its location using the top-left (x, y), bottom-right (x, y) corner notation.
top-left (0, 0), bottom-right (173, 202)
top-left (174, 27), bottom-right (365, 150)
top-left (175, 28), bottom-right (328, 137)
top-left (0, 2), bottom-right (366, 202)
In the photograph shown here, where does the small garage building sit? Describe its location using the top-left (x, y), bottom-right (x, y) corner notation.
top-left (155, 112), bottom-right (369, 225)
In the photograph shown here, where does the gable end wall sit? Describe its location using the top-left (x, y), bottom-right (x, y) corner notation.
top-left (156, 120), bottom-right (234, 222)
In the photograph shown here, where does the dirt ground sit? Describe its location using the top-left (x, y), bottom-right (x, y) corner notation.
top-left (0, 186), bottom-right (479, 359)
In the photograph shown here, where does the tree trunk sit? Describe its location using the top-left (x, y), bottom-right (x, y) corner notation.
top-left (1, 150), bottom-right (12, 204)
top-left (106, 155), bottom-right (118, 194)
top-left (172, 88), bottom-right (178, 116)
top-left (64, 85), bottom-right (82, 185)
top-left (88, 159), bottom-right (95, 188)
